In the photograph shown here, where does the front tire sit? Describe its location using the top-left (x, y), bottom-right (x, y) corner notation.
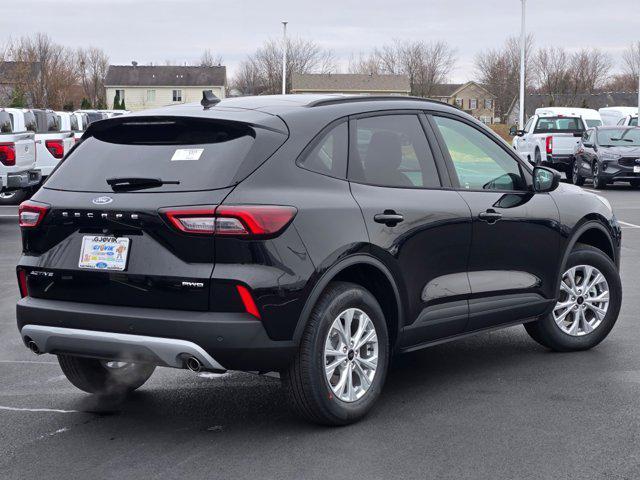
top-left (593, 162), bottom-right (607, 189)
top-left (525, 244), bottom-right (621, 352)
top-left (282, 281), bottom-right (389, 425)
top-left (58, 355), bottom-right (155, 394)
top-left (534, 148), bottom-right (542, 166)
top-left (570, 159), bottom-right (584, 186)
top-left (629, 180), bottom-right (640, 188)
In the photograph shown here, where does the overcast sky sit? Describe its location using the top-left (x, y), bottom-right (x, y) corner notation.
top-left (2, 0), bottom-right (638, 81)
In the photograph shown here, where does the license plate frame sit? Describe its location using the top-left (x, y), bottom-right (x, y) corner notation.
top-left (78, 236), bottom-right (130, 271)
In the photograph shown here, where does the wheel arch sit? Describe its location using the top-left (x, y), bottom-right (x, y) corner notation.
top-left (559, 220), bottom-right (617, 281)
top-left (293, 255), bottom-right (404, 350)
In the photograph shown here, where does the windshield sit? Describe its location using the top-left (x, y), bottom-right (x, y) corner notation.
top-left (45, 116), bottom-right (287, 193)
top-left (597, 128), bottom-right (640, 147)
top-left (585, 119), bottom-right (602, 128)
top-left (534, 116), bottom-right (585, 134)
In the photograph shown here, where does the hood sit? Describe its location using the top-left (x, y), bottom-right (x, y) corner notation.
top-left (599, 145), bottom-right (640, 157)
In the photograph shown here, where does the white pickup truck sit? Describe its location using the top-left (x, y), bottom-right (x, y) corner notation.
top-left (56, 111), bottom-right (85, 141)
top-left (510, 114), bottom-right (585, 182)
top-left (0, 108), bottom-right (41, 205)
top-left (32, 109), bottom-right (74, 180)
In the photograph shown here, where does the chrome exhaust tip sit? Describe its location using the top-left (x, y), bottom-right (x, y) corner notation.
top-left (186, 356), bottom-right (202, 372)
top-left (27, 340), bottom-right (41, 355)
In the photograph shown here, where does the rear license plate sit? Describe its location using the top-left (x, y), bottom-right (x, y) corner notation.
top-left (634, 166), bottom-right (640, 173)
top-left (79, 236), bottom-right (130, 271)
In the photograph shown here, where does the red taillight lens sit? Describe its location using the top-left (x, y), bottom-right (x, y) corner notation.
top-left (215, 205), bottom-right (297, 236)
top-left (163, 205), bottom-right (297, 237)
top-left (546, 136), bottom-right (553, 155)
top-left (236, 284), bottom-right (261, 319)
top-left (45, 139), bottom-right (64, 159)
top-left (0, 142), bottom-right (16, 166)
top-left (17, 269), bottom-right (28, 298)
top-left (18, 200), bottom-right (49, 228)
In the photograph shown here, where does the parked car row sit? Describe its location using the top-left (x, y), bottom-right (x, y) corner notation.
top-left (0, 109), bottom-right (129, 205)
top-left (510, 105), bottom-right (640, 187)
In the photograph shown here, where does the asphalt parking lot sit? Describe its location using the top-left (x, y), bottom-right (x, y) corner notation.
top-left (1, 184), bottom-right (640, 480)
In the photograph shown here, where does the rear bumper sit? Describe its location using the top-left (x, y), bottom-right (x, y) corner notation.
top-left (17, 297), bottom-right (296, 372)
top-left (1, 169), bottom-right (41, 191)
top-left (543, 154), bottom-right (574, 170)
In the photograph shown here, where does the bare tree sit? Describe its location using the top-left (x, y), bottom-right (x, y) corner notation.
top-left (568, 48), bottom-right (612, 93)
top-left (77, 46), bottom-right (109, 108)
top-left (605, 73), bottom-right (638, 91)
top-left (474, 35), bottom-right (534, 119)
top-left (348, 40), bottom-right (456, 97)
top-left (232, 37), bottom-right (334, 95)
top-left (532, 46), bottom-right (573, 98)
top-left (199, 49), bottom-right (223, 67)
top-left (622, 41), bottom-right (640, 79)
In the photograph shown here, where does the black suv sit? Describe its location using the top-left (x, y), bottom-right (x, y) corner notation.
top-left (16, 94), bottom-right (622, 425)
top-left (573, 126), bottom-right (640, 189)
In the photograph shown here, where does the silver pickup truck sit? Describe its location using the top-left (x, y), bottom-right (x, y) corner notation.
top-left (0, 108), bottom-right (40, 205)
top-left (511, 115), bottom-right (585, 183)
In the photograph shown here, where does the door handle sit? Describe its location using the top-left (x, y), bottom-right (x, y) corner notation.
top-left (374, 210), bottom-right (404, 227)
top-left (478, 209), bottom-right (502, 224)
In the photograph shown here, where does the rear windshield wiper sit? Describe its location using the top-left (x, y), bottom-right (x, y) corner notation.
top-left (106, 177), bottom-right (180, 191)
top-left (610, 138), bottom-right (634, 142)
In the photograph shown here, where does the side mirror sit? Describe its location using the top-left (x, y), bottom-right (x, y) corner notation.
top-left (533, 166), bottom-right (560, 193)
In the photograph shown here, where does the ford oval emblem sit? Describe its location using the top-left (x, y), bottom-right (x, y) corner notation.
top-left (92, 196), bottom-right (113, 205)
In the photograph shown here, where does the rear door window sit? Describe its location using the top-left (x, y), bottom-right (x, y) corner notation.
top-left (0, 111), bottom-right (13, 133)
top-left (24, 111), bottom-right (37, 132)
top-left (69, 114), bottom-right (79, 131)
top-left (349, 114), bottom-right (440, 188)
top-left (45, 116), bottom-right (287, 193)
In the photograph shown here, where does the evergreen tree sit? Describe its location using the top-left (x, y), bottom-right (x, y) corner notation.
top-left (113, 92), bottom-right (121, 110)
top-left (80, 98), bottom-right (92, 109)
top-left (9, 89), bottom-right (26, 108)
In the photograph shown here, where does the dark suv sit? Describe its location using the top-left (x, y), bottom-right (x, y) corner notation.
top-left (16, 94), bottom-right (622, 425)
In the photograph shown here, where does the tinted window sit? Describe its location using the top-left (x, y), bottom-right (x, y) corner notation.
top-left (349, 115), bottom-right (440, 188)
top-left (69, 114), bottom-right (79, 131)
top-left (534, 116), bottom-right (584, 133)
top-left (630, 117), bottom-right (638, 127)
top-left (299, 122), bottom-right (348, 178)
top-left (86, 113), bottom-right (103, 125)
top-left (23, 111), bottom-right (37, 132)
top-left (0, 111), bottom-right (12, 133)
top-left (37, 112), bottom-right (60, 133)
top-left (434, 115), bottom-right (526, 191)
top-left (585, 119), bottom-right (602, 128)
top-left (45, 117), bottom-right (287, 193)
top-left (597, 128), bottom-right (640, 147)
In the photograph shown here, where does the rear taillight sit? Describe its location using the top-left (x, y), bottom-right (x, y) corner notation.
top-left (163, 205), bottom-right (297, 237)
top-left (546, 136), bottom-right (553, 155)
top-left (0, 142), bottom-right (16, 166)
top-left (236, 284), bottom-right (261, 319)
top-left (45, 139), bottom-right (64, 159)
top-left (18, 200), bottom-right (49, 228)
top-left (17, 269), bottom-right (28, 298)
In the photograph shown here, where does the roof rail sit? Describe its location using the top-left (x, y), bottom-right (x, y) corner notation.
top-left (306, 95), bottom-right (451, 108)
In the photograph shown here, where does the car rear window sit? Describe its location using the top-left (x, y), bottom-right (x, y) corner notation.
top-left (24, 111), bottom-right (37, 132)
top-left (585, 119), bottom-right (602, 128)
top-left (0, 111), bottom-right (13, 133)
top-left (45, 116), bottom-right (287, 193)
top-left (69, 114), bottom-right (79, 131)
top-left (534, 116), bottom-right (584, 133)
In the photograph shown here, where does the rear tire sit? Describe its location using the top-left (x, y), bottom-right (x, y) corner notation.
top-left (534, 148), bottom-right (542, 166)
top-left (524, 244), bottom-right (621, 352)
top-left (570, 159), bottom-right (584, 186)
top-left (630, 180), bottom-right (640, 188)
top-left (282, 281), bottom-right (389, 426)
top-left (58, 355), bottom-right (155, 394)
top-left (0, 189), bottom-right (28, 205)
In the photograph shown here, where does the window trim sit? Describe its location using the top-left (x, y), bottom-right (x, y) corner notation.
top-left (172, 89), bottom-right (183, 102)
top-left (295, 117), bottom-right (350, 180)
top-left (426, 111), bottom-right (533, 194)
top-left (346, 110), bottom-right (446, 191)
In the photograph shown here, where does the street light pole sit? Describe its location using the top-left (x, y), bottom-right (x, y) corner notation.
top-left (519, 0), bottom-right (526, 128)
top-left (282, 21), bottom-right (288, 95)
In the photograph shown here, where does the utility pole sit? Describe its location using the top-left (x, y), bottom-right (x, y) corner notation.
top-left (519, 0), bottom-right (526, 128)
top-left (282, 21), bottom-right (288, 95)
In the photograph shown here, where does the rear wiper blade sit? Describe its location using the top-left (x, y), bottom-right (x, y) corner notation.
top-left (106, 177), bottom-right (180, 191)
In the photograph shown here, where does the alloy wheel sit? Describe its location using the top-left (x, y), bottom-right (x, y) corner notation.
top-left (553, 264), bottom-right (610, 336)
top-left (324, 308), bottom-right (378, 402)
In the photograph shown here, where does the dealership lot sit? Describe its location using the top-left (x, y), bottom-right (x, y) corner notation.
top-left (1, 186), bottom-right (640, 479)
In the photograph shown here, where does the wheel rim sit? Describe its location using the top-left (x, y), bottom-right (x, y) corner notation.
top-left (102, 361), bottom-right (132, 369)
top-left (0, 191), bottom-right (16, 199)
top-left (324, 308), bottom-right (378, 402)
top-left (554, 264), bottom-right (610, 336)
top-left (573, 162), bottom-right (579, 182)
top-left (594, 164), bottom-right (600, 185)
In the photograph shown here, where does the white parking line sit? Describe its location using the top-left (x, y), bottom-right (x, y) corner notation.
top-left (0, 360), bottom-right (57, 365)
top-left (0, 405), bottom-right (80, 414)
top-left (618, 221), bottom-right (640, 229)
top-left (0, 214), bottom-right (17, 217)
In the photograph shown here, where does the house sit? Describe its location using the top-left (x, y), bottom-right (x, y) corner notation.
top-left (291, 73), bottom-right (411, 96)
top-left (429, 81), bottom-right (497, 124)
top-left (506, 92), bottom-right (640, 126)
top-left (104, 63), bottom-right (227, 111)
top-left (0, 61), bottom-right (40, 106)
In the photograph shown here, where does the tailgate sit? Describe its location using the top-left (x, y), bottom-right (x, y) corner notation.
top-left (21, 188), bottom-right (232, 311)
top-left (13, 133), bottom-right (37, 171)
top-left (552, 134), bottom-right (581, 156)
